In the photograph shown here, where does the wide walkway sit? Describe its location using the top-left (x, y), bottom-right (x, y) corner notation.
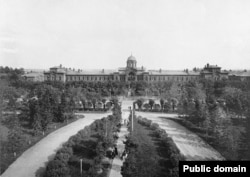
top-left (136, 112), bottom-right (225, 160)
top-left (1, 112), bottom-right (110, 177)
top-left (109, 100), bottom-right (131, 177)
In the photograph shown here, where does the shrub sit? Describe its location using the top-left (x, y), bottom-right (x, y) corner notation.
top-left (43, 102), bottom-right (122, 177)
top-left (137, 117), bottom-right (152, 127)
top-left (155, 128), bottom-right (167, 138)
top-left (169, 153), bottom-right (181, 167)
top-left (54, 147), bottom-right (73, 162)
top-left (44, 160), bottom-right (70, 177)
top-left (169, 167), bottom-right (179, 177)
top-left (150, 123), bottom-right (159, 130)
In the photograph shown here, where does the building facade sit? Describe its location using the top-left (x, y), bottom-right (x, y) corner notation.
top-left (22, 72), bottom-right (44, 82)
top-left (44, 55), bottom-right (230, 83)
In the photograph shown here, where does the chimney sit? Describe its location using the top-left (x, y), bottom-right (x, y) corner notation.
top-left (159, 68), bottom-right (162, 73)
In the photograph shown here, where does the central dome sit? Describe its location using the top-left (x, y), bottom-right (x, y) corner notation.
top-left (127, 55), bottom-right (136, 61)
top-left (127, 54), bottom-right (137, 68)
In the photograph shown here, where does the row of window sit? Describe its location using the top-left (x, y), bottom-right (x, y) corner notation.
top-left (45, 74), bottom-right (199, 82)
top-left (145, 75), bottom-right (198, 81)
top-left (66, 75), bottom-right (113, 81)
top-left (46, 75), bottom-right (62, 81)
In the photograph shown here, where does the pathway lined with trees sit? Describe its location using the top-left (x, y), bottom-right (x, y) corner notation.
top-left (136, 112), bottom-right (224, 160)
top-left (109, 100), bottom-right (130, 177)
top-left (1, 112), bottom-right (110, 177)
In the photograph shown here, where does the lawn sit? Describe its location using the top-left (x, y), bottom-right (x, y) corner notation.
top-left (0, 114), bottom-right (78, 175)
top-left (122, 117), bottom-right (176, 177)
top-left (0, 122), bottom-right (8, 141)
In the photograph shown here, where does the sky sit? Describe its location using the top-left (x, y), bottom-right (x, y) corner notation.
top-left (1, 0), bottom-right (250, 70)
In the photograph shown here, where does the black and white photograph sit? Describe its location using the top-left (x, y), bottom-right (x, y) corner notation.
top-left (1, 0), bottom-right (250, 177)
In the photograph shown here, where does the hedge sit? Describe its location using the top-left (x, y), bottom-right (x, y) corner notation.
top-left (136, 116), bottom-right (185, 177)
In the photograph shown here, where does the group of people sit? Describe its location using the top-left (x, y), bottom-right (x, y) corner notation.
top-left (107, 146), bottom-right (118, 159)
top-left (106, 118), bottom-right (130, 161)
top-left (107, 145), bottom-right (128, 161)
top-left (120, 149), bottom-right (128, 160)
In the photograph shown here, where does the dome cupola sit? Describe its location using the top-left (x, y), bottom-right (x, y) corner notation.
top-left (127, 54), bottom-right (137, 68)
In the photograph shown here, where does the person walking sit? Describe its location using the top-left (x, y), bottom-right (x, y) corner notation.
top-left (114, 146), bottom-right (118, 156)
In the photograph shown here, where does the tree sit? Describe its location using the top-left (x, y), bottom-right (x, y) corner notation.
top-left (136, 99), bottom-right (144, 110)
top-left (32, 113), bottom-right (42, 134)
top-left (28, 99), bottom-right (39, 126)
top-left (101, 98), bottom-right (107, 110)
top-left (40, 110), bottom-right (53, 131)
top-left (148, 99), bottom-right (155, 110)
top-left (143, 103), bottom-right (150, 111)
top-left (163, 102), bottom-right (171, 112)
top-left (91, 98), bottom-right (97, 110)
top-left (223, 87), bottom-right (243, 118)
top-left (7, 128), bottom-right (26, 154)
top-left (44, 160), bottom-right (70, 177)
top-left (54, 104), bottom-right (65, 122)
top-left (160, 98), bottom-right (164, 111)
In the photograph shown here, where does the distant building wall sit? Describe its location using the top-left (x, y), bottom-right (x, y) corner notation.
top-left (42, 56), bottom-right (240, 83)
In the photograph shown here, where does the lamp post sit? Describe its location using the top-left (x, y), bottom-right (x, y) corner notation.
top-left (131, 107), bottom-right (134, 132)
top-left (80, 159), bottom-right (82, 175)
top-left (109, 88), bottom-right (112, 98)
top-left (105, 119), bottom-right (107, 138)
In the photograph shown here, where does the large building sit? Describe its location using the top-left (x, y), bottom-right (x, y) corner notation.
top-left (22, 71), bottom-right (44, 82)
top-left (44, 55), bottom-right (230, 83)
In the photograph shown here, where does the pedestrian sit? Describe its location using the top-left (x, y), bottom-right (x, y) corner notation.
top-left (121, 150), bottom-right (127, 160)
top-left (114, 146), bottom-right (118, 156)
top-left (111, 150), bottom-right (115, 159)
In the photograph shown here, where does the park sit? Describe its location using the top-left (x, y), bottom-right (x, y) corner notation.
top-left (1, 68), bottom-right (249, 177)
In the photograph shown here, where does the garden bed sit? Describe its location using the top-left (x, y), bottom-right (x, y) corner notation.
top-left (43, 103), bottom-right (122, 177)
top-left (121, 115), bottom-right (185, 177)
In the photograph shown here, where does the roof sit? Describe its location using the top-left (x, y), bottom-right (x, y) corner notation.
top-left (50, 66), bottom-right (61, 69)
top-left (201, 70), bottom-right (212, 74)
top-left (205, 64), bottom-right (221, 68)
top-left (66, 69), bottom-right (116, 75)
top-left (148, 70), bottom-right (200, 76)
top-left (229, 70), bottom-right (250, 77)
top-left (127, 55), bottom-right (136, 61)
top-left (22, 72), bottom-right (44, 78)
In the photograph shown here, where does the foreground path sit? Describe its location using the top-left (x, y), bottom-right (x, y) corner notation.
top-left (136, 112), bottom-right (224, 161)
top-left (1, 112), bottom-right (110, 177)
top-left (109, 101), bottom-right (130, 177)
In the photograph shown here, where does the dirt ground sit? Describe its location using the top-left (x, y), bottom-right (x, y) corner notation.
top-left (136, 112), bottom-right (225, 161)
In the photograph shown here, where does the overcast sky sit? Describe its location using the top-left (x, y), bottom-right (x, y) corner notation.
top-left (1, 0), bottom-right (250, 70)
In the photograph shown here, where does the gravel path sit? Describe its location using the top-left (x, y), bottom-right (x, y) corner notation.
top-left (1, 112), bottom-right (110, 177)
top-left (109, 100), bottom-right (131, 177)
top-left (136, 112), bottom-right (225, 161)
